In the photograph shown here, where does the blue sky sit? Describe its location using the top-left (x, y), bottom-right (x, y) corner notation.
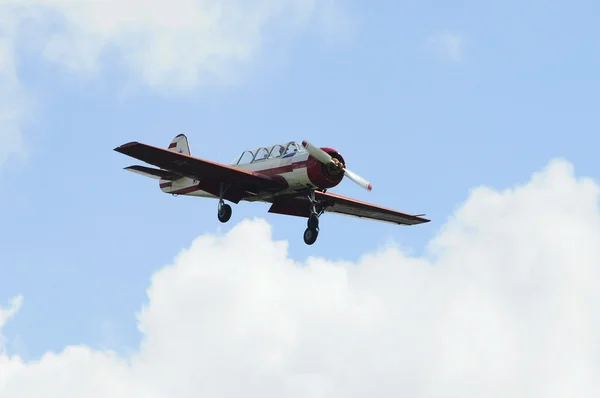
top-left (1, 0), bottom-right (599, 371)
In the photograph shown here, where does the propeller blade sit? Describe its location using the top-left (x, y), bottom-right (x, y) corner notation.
top-left (302, 140), bottom-right (333, 164)
top-left (302, 140), bottom-right (372, 191)
top-left (343, 167), bottom-right (372, 191)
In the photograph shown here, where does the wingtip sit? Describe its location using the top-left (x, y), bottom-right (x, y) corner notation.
top-left (413, 213), bottom-right (430, 223)
top-left (113, 141), bottom-right (139, 152)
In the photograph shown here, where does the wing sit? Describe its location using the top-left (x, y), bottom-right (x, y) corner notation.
top-left (269, 191), bottom-right (430, 225)
top-left (316, 191), bottom-right (430, 225)
top-left (114, 142), bottom-right (288, 202)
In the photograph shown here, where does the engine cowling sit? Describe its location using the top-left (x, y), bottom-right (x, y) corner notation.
top-left (306, 147), bottom-right (346, 189)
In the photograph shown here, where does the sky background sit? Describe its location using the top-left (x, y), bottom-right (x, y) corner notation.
top-left (1, 0), bottom-right (599, 393)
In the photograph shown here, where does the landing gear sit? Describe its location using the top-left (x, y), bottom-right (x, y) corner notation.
top-left (307, 213), bottom-right (319, 229)
top-left (302, 190), bottom-right (325, 245)
top-left (303, 227), bottom-right (319, 245)
top-left (217, 182), bottom-right (232, 223)
top-left (218, 201), bottom-right (232, 223)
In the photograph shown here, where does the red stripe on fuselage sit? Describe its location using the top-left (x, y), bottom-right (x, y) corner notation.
top-left (254, 159), bottom-right (309, 176)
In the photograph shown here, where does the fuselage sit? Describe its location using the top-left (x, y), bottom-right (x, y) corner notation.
top-left (159, 145), bottom-right (346, 202)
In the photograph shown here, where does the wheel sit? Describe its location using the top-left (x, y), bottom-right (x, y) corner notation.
top-left (218, 203), bottom-right (232, 223)
top-left (307, 213), bottom-right (319, 229)
top-left (218, 204), bottom-right (232, 223)
top-left (303, 227), bottom-right (319, 245)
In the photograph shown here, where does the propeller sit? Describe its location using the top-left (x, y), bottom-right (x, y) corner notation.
top-left (302, 140), bottom-right (372, 191)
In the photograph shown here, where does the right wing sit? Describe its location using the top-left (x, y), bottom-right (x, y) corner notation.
top-left (315, 191), bottom-right (430, 225)
top-left (269, 191), bottom-right (430, 225)
top-left (114, 141), bottom-right (288, 201)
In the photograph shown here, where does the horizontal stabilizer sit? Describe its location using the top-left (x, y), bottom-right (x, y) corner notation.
top-left (124, 165), bottom-right (182, 181)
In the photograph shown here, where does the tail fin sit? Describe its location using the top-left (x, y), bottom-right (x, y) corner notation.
top-left (168, 134), bottom-right (191, 155)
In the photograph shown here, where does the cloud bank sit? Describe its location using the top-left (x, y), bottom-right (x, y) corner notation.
top-left (0, 0), bottom-right (347, 166)
top-left (1, 158), bottom-right (600, 396)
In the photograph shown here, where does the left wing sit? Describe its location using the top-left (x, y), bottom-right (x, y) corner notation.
top-left (269, 191), bottom-right (430, 225)
top-left (114, 141), bottom-right (288, 202)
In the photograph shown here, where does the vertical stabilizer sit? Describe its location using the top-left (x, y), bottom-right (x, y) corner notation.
top-left (161, 134), bottom-right (193, 193)
top-left (168, 134), bottom-right (191, 155)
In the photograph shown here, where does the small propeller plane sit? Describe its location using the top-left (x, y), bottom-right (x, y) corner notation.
top-left (114, 134), bottom-right (430, 245)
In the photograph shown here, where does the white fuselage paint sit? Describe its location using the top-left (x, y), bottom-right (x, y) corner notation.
top-left (159, 152), bottom-right (316, 202)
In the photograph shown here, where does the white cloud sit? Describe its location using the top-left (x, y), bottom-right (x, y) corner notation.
top-left (428, 32), bottom-right (464, 62)
top-left (0, 295), bottom-right (23, 352)
top-left (2, 158), bottom-right (600, 397)
top-left (0, 0), bottom-right (348, 165)
top-left (26, 0), bottom-right (347, 90)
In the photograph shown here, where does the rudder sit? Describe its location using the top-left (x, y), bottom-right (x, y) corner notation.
top-left (168, 134), bottom-right (191, 155)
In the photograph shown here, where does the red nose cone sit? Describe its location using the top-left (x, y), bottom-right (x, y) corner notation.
top-left (367, 183), bottom-right (372, 191)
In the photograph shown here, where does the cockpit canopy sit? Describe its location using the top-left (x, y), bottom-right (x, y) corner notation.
top-left (232, 141), bottom-right (306, 165)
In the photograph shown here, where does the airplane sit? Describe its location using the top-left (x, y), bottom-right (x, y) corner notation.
top-left (114, 134), bottom-right (430, 245)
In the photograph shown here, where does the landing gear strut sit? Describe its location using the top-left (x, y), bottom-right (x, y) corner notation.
top-left (217, 183), bottom-right (232, 223)
top-left (303, 190), bottom-right (325, 245)
top-left (308, 213), bottom-right (319, 229)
